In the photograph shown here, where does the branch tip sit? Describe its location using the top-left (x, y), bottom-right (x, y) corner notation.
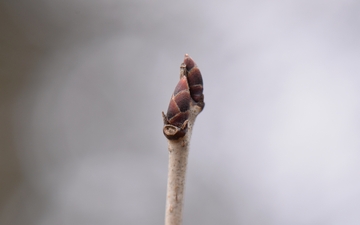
top-left (163, 54), bottom-right (204, 140)
top-left (163, 54), bottom-right (205, 225)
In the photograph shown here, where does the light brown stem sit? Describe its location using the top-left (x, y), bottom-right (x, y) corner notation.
top-left (164, 114), bottom-right (196, 225)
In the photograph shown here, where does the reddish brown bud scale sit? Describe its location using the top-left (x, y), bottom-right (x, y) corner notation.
top-left (187, 68), bottom-right (202, 87)
top-left (165, 99), bottom-right (179, 120)
top-left (175, 92), bottom-right (191, 112)
top-left (173, 75), bottom-right (190, 95)
top-left (189, 85), bottom-right (204, 102)
top-left (163, 54), bottom-right (205, 140)
top-left (183, 55), bottom-right (195, 71)
top-left (168, 111), bottom-right (189, 127)
top-left (183, 55), bottom-right (205, 109)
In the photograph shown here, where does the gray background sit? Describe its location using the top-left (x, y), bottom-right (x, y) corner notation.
top-left (1, 0), bottom-right (360, 224)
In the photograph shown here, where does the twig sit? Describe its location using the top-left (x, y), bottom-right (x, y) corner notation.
top-left (162, 54), bottom-right (205, 225)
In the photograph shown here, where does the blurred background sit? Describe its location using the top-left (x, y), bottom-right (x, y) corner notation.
top-left (1, 0), bottom-right (360, 224)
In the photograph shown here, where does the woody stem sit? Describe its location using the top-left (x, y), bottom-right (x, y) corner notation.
top-left (165, 114), bottom-right (195, 225)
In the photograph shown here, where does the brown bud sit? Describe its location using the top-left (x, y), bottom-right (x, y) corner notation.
top-left (163, 76), bottom-right (191, 139)
top-left (163, 54), bottom-right (205, 140)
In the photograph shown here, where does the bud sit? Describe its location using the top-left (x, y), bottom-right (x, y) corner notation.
top-left (163, 54), bottom-right (205, 140)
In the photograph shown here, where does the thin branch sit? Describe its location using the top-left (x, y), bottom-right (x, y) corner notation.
top-left (162, 54), bottom-right (205, 225)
